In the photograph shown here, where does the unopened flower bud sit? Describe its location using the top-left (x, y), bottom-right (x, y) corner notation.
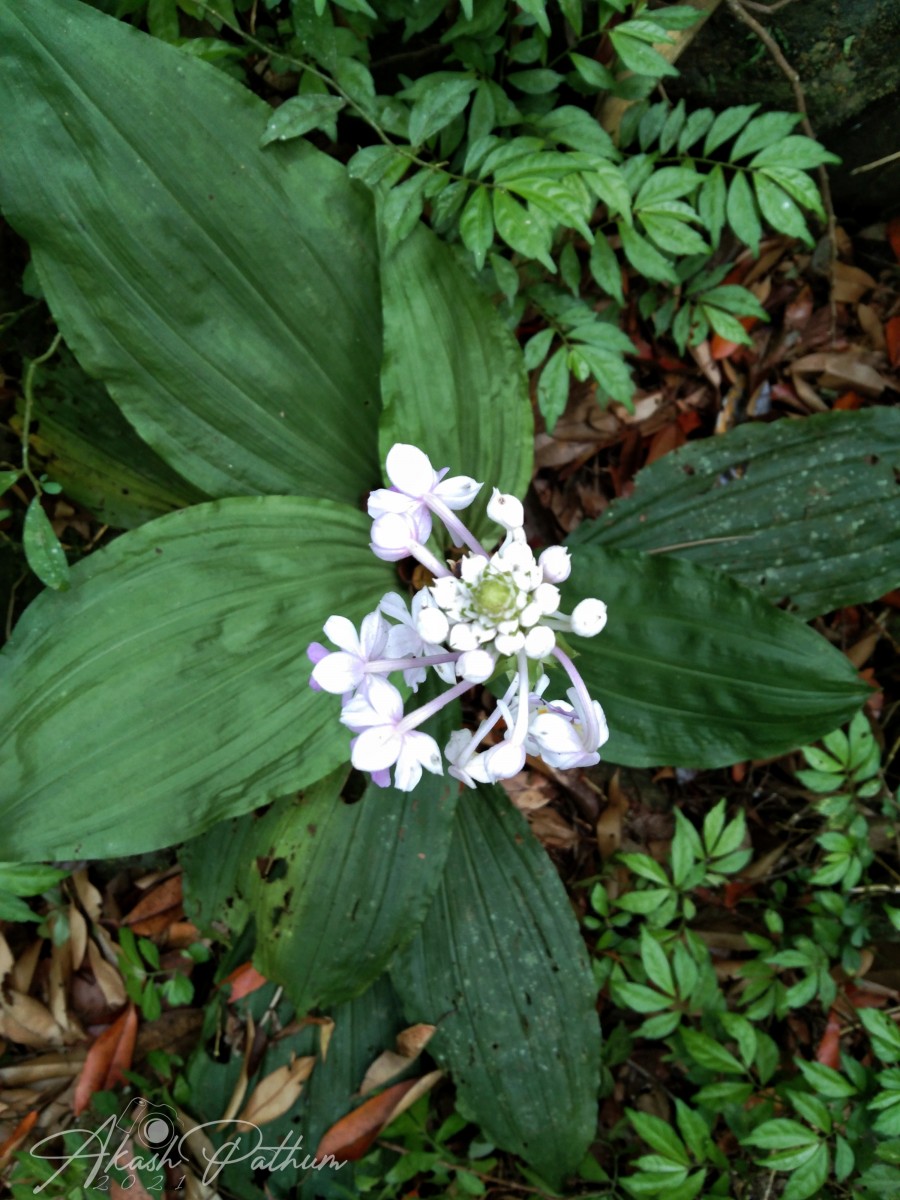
top-left (495, 630), bottom-right (526, 655)
top-left (571, 598), bottom-right (608, 637)
top-left (534, 582), bottom-right (561, 616)
top-left (539, 545), bottom-right (571, 583)
top-left (484, 739), bottom-right (527, 780)
top-left (524, 625), bottom-right (556, 659)
top-left (370, 512), bottom-right (415, 561)
top-left (457, 649), bottom-right (495, 683)
top-left (449, 623), bottom-right (479, 652)
top-left (486, 488), bottom-right (524, 531)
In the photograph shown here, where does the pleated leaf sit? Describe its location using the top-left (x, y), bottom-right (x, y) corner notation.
top-left (247, 766), bottom-right (459, 1014)
top-left (0, 0), bottom-right (382, 501)
top-left (26, 356), bottom-right (207, 529)
top-left (0, 498), bottom-right (391, 860)
top-left (379, 221), bottom-right (533, 540)
top-left (391, 786), bottom-right (600, 1187)
top-left (565, 546), bottom-right (869, 768)
top-left (568, 410), bottom-right (900, 618)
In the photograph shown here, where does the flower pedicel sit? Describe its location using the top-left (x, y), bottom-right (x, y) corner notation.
top-left (307, 444), bottom-right (609, 791)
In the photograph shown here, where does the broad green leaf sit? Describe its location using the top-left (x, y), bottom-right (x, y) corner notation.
top-left (507, 69), bottom-right (565, 94)
top-left (754, 174), bottom-right (813, 244)
top-left (503, 175), bottom-right (593, 240)
top-left (492, 189), bottom-right (556, 270)
top-left (610, 30), bottom-right (679, 77)
top-left (750, 136), bottom-right (840, 171)
top-left (538, 347), bottom-right (571, 432)
top-left (635, 167), bottom-right (700, 207)
top-left (459, 186), bottom-right (495, 270)
top-left (24, 355), bottom-right (206, 529)
top-left (726, 171), bottom-right (762, 254)
top-left (246, 768), bottom-right (458, 1012)
top-left (729, 112), bottom-right (801, 162)
top-left (762, 167), bottom-right (825, 219)
top-left (378, 221), bottom-right (533, 536)
top-left (23, 497), bottom-right (70, 590)
top-left (678, 108), bottom-right (715, 154)
top-left (0, 498), bottom-right (392, 860)
top-left (535, 107), bottom-right (617, 158)
top-left (590, 235), bottom-right (625, 304)
top-left (259, 93), bottom-right (346, 145)
top-left (569, 52), bottom-right (615, 90)
top-left (628, 1109), bottom-right (689, 1165)
top-left (567, 410), bottom-right (900, 617)
top-left (680, 1028), bottom-right (745, 1075)
top-left (618, 223), bottom-right (678, 283)
top-left (409, 77), bottom-right (477, 146)
top-left (0, 863), bottom-right (69, 895)
top-left (0, 0), bottom-right (382, 502)
top-left (641, 214), bottom-right (708, 256)
top-left (561, 546), bottom-right (869, 768)
top-left (391, 786), bottom-right (600, 1187)
top-left (382, 171), bottom-right (430, 252)
top-left (698, 166), bottom-right (727, 248)
top-left (703, 104), bottom-right (759, 156)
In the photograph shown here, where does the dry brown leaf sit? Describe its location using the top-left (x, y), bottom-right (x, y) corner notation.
top-left (88, 939), bottom-right (127, 1008)
top-left (0, 991), bottom-right (69, 1048)
top-left (122, 874), bottom-right (184, 936)
top-left (358, 1025), bottom-right (436, 1095)
top-left (846, 629), bottom-right (882, 669)
top-left (216, 1013), bottom-right (254, 1130)
top-left (830, 262), bottom-right (876, 304)
top-left (689, 340), bottom-right (722, 387)
top-left (527, 807), bottom-right (579, 850)
top-left (11, 939), bottom-right (42, 994)
top-left (0, 1049), bottom-right (86, 1086)
top-left (68, 903), bottom-right (88, 972)
top-left (73, 1004), bottom-right (138, 1115)
top-left (315, 1071), bottom-right (443, 1163)
top-left (237, 1055), bottom-right (315, 1127)
top-left (791, 351), bottom-right (892, 396)
top-left (71, 869), bottom-right (103, 924)
top-left (0, 1109), bottom-right (38, 1171)
top-left (857, 304), bottom-right (887, 350)
top-left (596, 771), bottom-right (629, 859)
top-left (789, 371), bottom-right (830, 411)
top-left (319, 1016), bottom-right (335, 1063)
top-left (48, 938), bottom-right (72, 1034)
top-left (0, 932), bottom-right (13, 985)
top-left (396, 1024), bottom-right (435, 1060)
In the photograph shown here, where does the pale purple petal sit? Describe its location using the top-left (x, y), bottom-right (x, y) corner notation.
top-left (386, 444), bottom-right (437, 495)
top-left (323, 614), bottom-right (360, 654)
top-left (311, 651), bottom-right (364, 695)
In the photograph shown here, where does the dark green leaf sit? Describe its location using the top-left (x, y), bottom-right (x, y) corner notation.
top-left (459, 186), bottom-right (495, 270)
top-left (750, 136), bottom-right (840, 171)
top-left (562, 546), bottom-right (869, 768)
top-left (493, 189), bottom-right (555, 270)
top-left (26, 356), bottom-right (205, 529)
top-left (537, 347), bottom-right (570, 432)
top-left (0, 862), bottom-right (68, 895)
top-left (618, 223), bottom-right (678, 283)
top-left (0, 0), bottom-right (383, 503)
top-left (703, 104), bottom-right (759, 156)
top-left (729, 112), bottom-right (801, 162)
top-left (382, 171), bottom-right (430, 251)
top-left (568, 411), bottom-right (900, 617)
top-left (726, 171), bottom-right (762, 254)
top-left (23, 497), bottom-right (70, 590)
top-left (609, 30), bottom-right (679, 77)
top-left (698, 166), bottom-right (727, 248)
top-left (678, 108), bottom-right (715, 154)
top-left (248, 768), bottom-right (458, 1012)
top-left (589, 235), bottom-right (625, 304)
top-left (507, 69), bottom-right (565, 94)
top-left (0, 499), bottom-right (392, 859)
top-left (409, 77), bottom-right (477, 146)
top-left (635, 167), bottom-right (700, 207)
top-left (754, 174), bottom-right (813, 244)
top-left (378, 222), bottom-right (533, 539)
top-left (259, 94), bottom-right (346, 145)
top-left (569, 52), bottom-right (615, 90)
top-left (391, 786), bottom-right (600, 1187)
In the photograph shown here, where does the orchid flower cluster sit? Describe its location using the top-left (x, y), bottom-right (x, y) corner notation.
top-left (307, 445), bottom-right (609, 792)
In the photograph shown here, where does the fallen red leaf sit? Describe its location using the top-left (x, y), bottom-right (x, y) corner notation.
top-left (885, 316), bottom-right (900, 368)
top-left (0, 1109), bottom-right (38, 1160)
top-left (887, 216), bottom-right (900, 264)
top-left (676, 408), bottom-right (704, 435)
top-left (315, 1079), bottom-right (423, 1162)
top-left (220, 961), bottom-right (268, 1003)
top-left (879, 589), bottom-right (900, 608)
top-left (843, 985), bottom-right (888, 1009)
top-left (645, 422), bottom-right (686, 465)
top-left (73, 1004), bottom-right (138, 1115)
top-left (815, 1007), bottom-right (841, 1069)
top-left (122, 875), bottom-right (184, 936)
top-left (832, 390), bottom-right (865, 411)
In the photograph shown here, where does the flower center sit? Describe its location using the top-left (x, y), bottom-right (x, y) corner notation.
top-left (470, 572), bottom-right (518, 621)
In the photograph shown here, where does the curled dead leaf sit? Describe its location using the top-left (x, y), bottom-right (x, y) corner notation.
top-left (73, 1003), bottom-right (138, 1115)
top-left (316, 1071), bottom-right (443, 1163)
top-left (237, 1055), bottom-right (315, 1127)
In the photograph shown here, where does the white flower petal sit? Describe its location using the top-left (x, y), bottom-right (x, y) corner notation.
top-left (386, 444), bottom-right (437, 496)
top-left (323, 614), bottom-right (360, 653)
top-left (483, 739), bottom-right (526, 781)
top-left (352, 725), bottom-right (402, 773)
top-left (538, 546), bottom-right (571, 583)
top-left (311, 651), bottom-right (363, 695)
top-left (524, 626), bottom-right (555, 659)
top-left (434, 474), bottom-right (482, 510)
top-left (457, 649), bottom-right (495, 683)
top-left (417, 607), bottom-right (450, 644)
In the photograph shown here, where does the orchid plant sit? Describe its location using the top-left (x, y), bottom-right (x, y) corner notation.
top-left (0, 0), bottom-right (884, 1193)
top-left (310, 443), bottom-right (609, 792)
